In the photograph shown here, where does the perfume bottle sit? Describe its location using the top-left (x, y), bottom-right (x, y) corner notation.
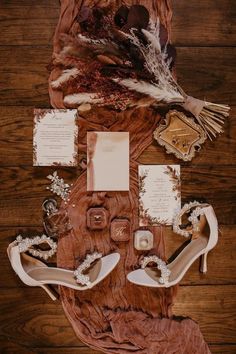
top-left (42, 198), bottom-right (72, 237)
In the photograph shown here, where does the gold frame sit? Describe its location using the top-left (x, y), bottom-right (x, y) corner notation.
top-left (153, 110), bottom-right (207, 161)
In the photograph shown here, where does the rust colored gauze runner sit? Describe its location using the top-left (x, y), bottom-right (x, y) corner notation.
top-left (48, 1), bottom-right (211, 353)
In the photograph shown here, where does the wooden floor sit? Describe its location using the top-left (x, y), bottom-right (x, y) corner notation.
top-left (0, 1), bottom-right (235, 353)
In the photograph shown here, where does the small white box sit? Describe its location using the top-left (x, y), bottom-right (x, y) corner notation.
top-left (134, 230), bottom-right (153, 250)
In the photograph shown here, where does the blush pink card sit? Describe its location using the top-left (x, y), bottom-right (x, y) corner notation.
top-left (87, 132), bottom-right (129, 191)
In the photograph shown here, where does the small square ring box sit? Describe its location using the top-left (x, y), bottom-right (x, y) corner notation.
top-left (134, 230), bottom-right (153, 250)
top-left (87, 207), bottom-right (108, 230)
top-left (111, 219), bottom-right (130, 242)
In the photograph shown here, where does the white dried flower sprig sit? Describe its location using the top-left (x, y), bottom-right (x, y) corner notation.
top-left (113, 78), bottom-right (183, 103)
top-left (51, 68), bottom-right (80, 89)
top-left (47, 171), bottom-right (72, 201)
top-left (120, 28), bottom-right (181, 102)
top-left (64, 93), bottom-right (103, 106)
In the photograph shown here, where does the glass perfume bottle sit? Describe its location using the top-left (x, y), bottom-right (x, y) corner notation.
top-left (42, 198), bottom-right (72, 237)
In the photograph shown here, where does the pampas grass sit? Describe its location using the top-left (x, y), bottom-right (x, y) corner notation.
top-left (113, 78), bottom-right (183, 103)
top-left (142, 28), bottom-right (161, 53)
top-left (51, 68), bottom-right (80, 89)
top-left (64, 93), bottom-right (103, 106)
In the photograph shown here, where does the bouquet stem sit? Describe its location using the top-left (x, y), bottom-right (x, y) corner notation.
top-left (182, 95), bottom-right (230, 140)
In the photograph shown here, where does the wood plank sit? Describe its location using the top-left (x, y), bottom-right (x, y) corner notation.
top-left (1, 225), bottom-right (236, 288)
top-left (172, 0), bottom-right (236, 46)
top-left (0, 46), bottom-right (235, 105)
top-left (0, 288), bottom-right (79, 347)
top-left (1, 340), bottom-right (235, 354)
top-left (42, 346), bottom-right (236, 354)
top-left (0, 165), bottom-right (235, 226)
top-left (0, 106), bottom-right (235, 167)
top-left (0, 46), bottom-right (51, 107)
top-left (0, 0), bottom-right (235, 46)
top-left (1, 339), bottom-right (235, 354)
top-left (209, 345), bottom-right (236, 354)
top-left (0, 107), bottom-right (33, 166)
top-left (0, 286), bottom-right (235, 346)
top-left (33, 349), bottom-right (100, 354)
top-left (175, 47), bottom-right (235, 105)
top-left (0, 340), bottom-right (36, 354)
top-left (0, 0), bottom-right (59, 46)
top-left (173, 285), bottom-right (236, 344)
top-left (0, 340), bottom-right (100, 354)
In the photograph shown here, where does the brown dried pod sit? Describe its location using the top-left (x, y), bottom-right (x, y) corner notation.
top-left (108, 55), bottom-right (124, 66)
top-left (126, 5), bottom-right (149, 30)
top-left (114, 5), bottom-right (129, 28)
top-left (77, 6), bottom-right (91, 23)
top-left (97, 55), bottom-right (117, 65)
top-left (159, 23), bottom-right (168, 47)
top-left (110, 28), bottom-right (130, 44)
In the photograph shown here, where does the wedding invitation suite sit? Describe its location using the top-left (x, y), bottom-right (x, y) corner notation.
top-left (87, 132), bottom-right (129, 191)
top-left (33, 109), bottom-right (78, 166)
top-left (139, 165), bottom-right (181, 226)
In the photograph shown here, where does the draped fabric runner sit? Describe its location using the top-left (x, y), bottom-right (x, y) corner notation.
top-left (49, 1), bottom-right (211, 353)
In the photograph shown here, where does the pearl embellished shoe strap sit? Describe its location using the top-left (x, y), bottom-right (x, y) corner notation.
top-left (140, 255), bottom-right (171, 284)
top-left (14, 235), bottom-right (57, 261)
top-left (74, 252), bottom-right (102, 286)
top-left (173, 201), bottom-right (209, 238)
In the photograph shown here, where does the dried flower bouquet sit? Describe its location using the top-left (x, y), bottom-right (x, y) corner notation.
top-left (51, 4), bottom-right (230, 139)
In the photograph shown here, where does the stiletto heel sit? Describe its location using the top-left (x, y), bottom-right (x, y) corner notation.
top-left (7, 234), bottom-right (120, 297)
top-left (200, 252), bottom-right (208, 273)
top-left (41, 285), bottom-right (58, 301)
top-left (127, 202), bottom-right (218, 288)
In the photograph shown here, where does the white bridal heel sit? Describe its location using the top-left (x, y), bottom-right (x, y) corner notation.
top-left (200, 251), bottom-right (208, 273)
top-left (7, 235), bottom-right (120, 300)
top-left (127, 202), bottom-right (218, 288)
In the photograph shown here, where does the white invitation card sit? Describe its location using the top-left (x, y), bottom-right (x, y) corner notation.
top-left (33, 109), bottom-right (78, 166)
top-left (87, 132), bottom-right (129, 191)
top-left (139, 165), bottom-right (181, 226)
